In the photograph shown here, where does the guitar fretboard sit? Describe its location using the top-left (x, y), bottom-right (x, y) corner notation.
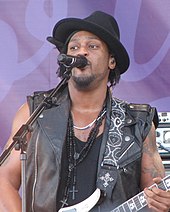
top-left (111, 175), bottom-right (170, 212)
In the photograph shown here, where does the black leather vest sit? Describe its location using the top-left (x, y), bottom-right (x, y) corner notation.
top-left (25, 87), bottom-right (158, 212)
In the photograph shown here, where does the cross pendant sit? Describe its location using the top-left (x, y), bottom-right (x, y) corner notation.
top-left (60, 198), bottom-right (68, 208)
top-left (69, 185), bottom-right (78, 200)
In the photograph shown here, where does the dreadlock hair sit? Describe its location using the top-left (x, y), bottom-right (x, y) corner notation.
top-left (108, 66), bottom-right (121, 87)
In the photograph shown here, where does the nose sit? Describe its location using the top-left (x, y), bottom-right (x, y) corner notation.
top-left (77, 46), bottom-right (88, 57)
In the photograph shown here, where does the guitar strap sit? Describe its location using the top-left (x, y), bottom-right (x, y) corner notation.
top-left (97, 97), bottom-right (127, 199)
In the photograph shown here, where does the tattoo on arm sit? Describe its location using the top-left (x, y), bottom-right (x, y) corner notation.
top-left (142, 126), bottom-right (157, 156)
top-left (142, 167), bottom-right (159, 179)
top-left (142, 125), bottom-right (165, 178)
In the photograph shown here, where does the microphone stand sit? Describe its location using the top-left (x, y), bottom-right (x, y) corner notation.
top-left (0, 70), bottom-right (71, 212)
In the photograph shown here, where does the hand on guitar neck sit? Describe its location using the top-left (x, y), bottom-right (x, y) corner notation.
top-left (144, 177), bottom-right (170, 212)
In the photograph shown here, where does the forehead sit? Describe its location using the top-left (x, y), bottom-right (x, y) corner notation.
top-left (68, 31), bottom-right (103, 43)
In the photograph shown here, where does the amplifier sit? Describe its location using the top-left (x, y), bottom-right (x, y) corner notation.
top-left (156, 112), bottom-right (170, 156)
top-left (156, 112), bottom-right (170, 176)
top-left (162, 160), bottom-right (170, 176)
top-left (158, 112), bottom-right (170, 124)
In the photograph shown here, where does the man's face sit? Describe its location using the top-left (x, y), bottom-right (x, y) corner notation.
top-left (67, 31), bottom-right (115, 90)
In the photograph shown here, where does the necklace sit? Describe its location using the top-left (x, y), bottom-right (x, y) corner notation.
top-left (73, 110), bottom-right (107, 130)
top-left (73, 119), bottom-right (96, 130)
top-left (60, 103), bottom-right (107, 208)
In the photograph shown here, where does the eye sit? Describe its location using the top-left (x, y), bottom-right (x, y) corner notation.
top-left (89, 44), bottom-right (99, 49)
top-left (69, 45), bottom-right (79, 51)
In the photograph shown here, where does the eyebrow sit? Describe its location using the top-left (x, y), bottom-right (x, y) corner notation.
top-left (69, 35), bottom-right (101, 42)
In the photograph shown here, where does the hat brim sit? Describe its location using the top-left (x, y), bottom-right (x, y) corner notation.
top-left (48, 18), bottom-right (130, 74)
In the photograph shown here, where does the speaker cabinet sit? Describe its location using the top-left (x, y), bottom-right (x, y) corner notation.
top-left (156, 112), bottom-right (170, 176)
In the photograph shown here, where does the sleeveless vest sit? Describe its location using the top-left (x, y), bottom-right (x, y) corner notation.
top-left (25, 87), bottom-right (158, 212)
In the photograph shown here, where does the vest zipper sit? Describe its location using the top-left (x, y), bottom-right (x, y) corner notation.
top-left (117, 141), bottom-right (135, 169)
top-left (31, 135), bottom-right (39, 212)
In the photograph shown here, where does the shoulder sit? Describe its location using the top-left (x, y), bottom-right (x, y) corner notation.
top-left (27, 86), bottom-right (69, 113)
top-left (126, 102), bottom-right (159, 129)
top-left (12, 103), bottom-right (30, 130)
top-left (111, 96), bottom-right (159, 128)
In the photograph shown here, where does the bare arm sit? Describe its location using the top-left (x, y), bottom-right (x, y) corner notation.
top-left (140, 123), bottom-right (165, 188)
top-left (141, 123), bottom-right (170, 212)
top-left (0, 103), bottom-right (30, 212)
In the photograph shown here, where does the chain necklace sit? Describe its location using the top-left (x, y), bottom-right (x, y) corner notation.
top-left (73, 119), bottom-right (96, 130)
top-left (60, 104), bottom-right (106, 208)
top-left (73, 110), bottom-right (106, 130)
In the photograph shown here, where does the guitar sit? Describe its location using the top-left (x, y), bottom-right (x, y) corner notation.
top-left (58, 175), bottom-right (170, 212)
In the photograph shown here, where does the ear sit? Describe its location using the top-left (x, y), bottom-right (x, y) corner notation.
top-left (108, 55), bottom-right (116, 69)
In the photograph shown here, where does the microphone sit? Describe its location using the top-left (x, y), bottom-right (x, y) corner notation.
top-left (57, 54), bottom-right (88, 68)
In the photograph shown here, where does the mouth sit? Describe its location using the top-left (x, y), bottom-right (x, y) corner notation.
top-left (78, 63), bottom-right (90, 71)
top-left (78, 59), bottom-right (90, 69)
top-left (76, 59), bottom-right (90, 70)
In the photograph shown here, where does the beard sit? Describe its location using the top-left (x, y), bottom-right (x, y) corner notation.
top-left (72, 74), bottom-right (96, 90)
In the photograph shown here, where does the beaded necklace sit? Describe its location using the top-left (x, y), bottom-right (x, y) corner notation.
top-left (60, 104), bottom-right (106, 208)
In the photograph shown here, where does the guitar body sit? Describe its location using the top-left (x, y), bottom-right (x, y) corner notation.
top-left (58, 175), bottom-right (170, 212)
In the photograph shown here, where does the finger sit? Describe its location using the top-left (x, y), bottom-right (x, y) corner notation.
top-left (152, 177), bottom-right (162, 184)
top-left (144, 188), bottom-right (170, 211)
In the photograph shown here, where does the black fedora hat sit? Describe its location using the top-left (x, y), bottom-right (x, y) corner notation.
top-left (47, 11), bottom-right (130, 74)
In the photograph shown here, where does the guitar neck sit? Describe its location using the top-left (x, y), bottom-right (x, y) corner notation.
top-left (112, 175), bottom-right (170, 212)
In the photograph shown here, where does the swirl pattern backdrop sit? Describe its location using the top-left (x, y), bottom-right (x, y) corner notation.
top-left (0, 0), bottom-right (170, 152)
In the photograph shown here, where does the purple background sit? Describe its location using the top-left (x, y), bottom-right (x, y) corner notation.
top-left (0, 0), bottom-right (170, 152)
